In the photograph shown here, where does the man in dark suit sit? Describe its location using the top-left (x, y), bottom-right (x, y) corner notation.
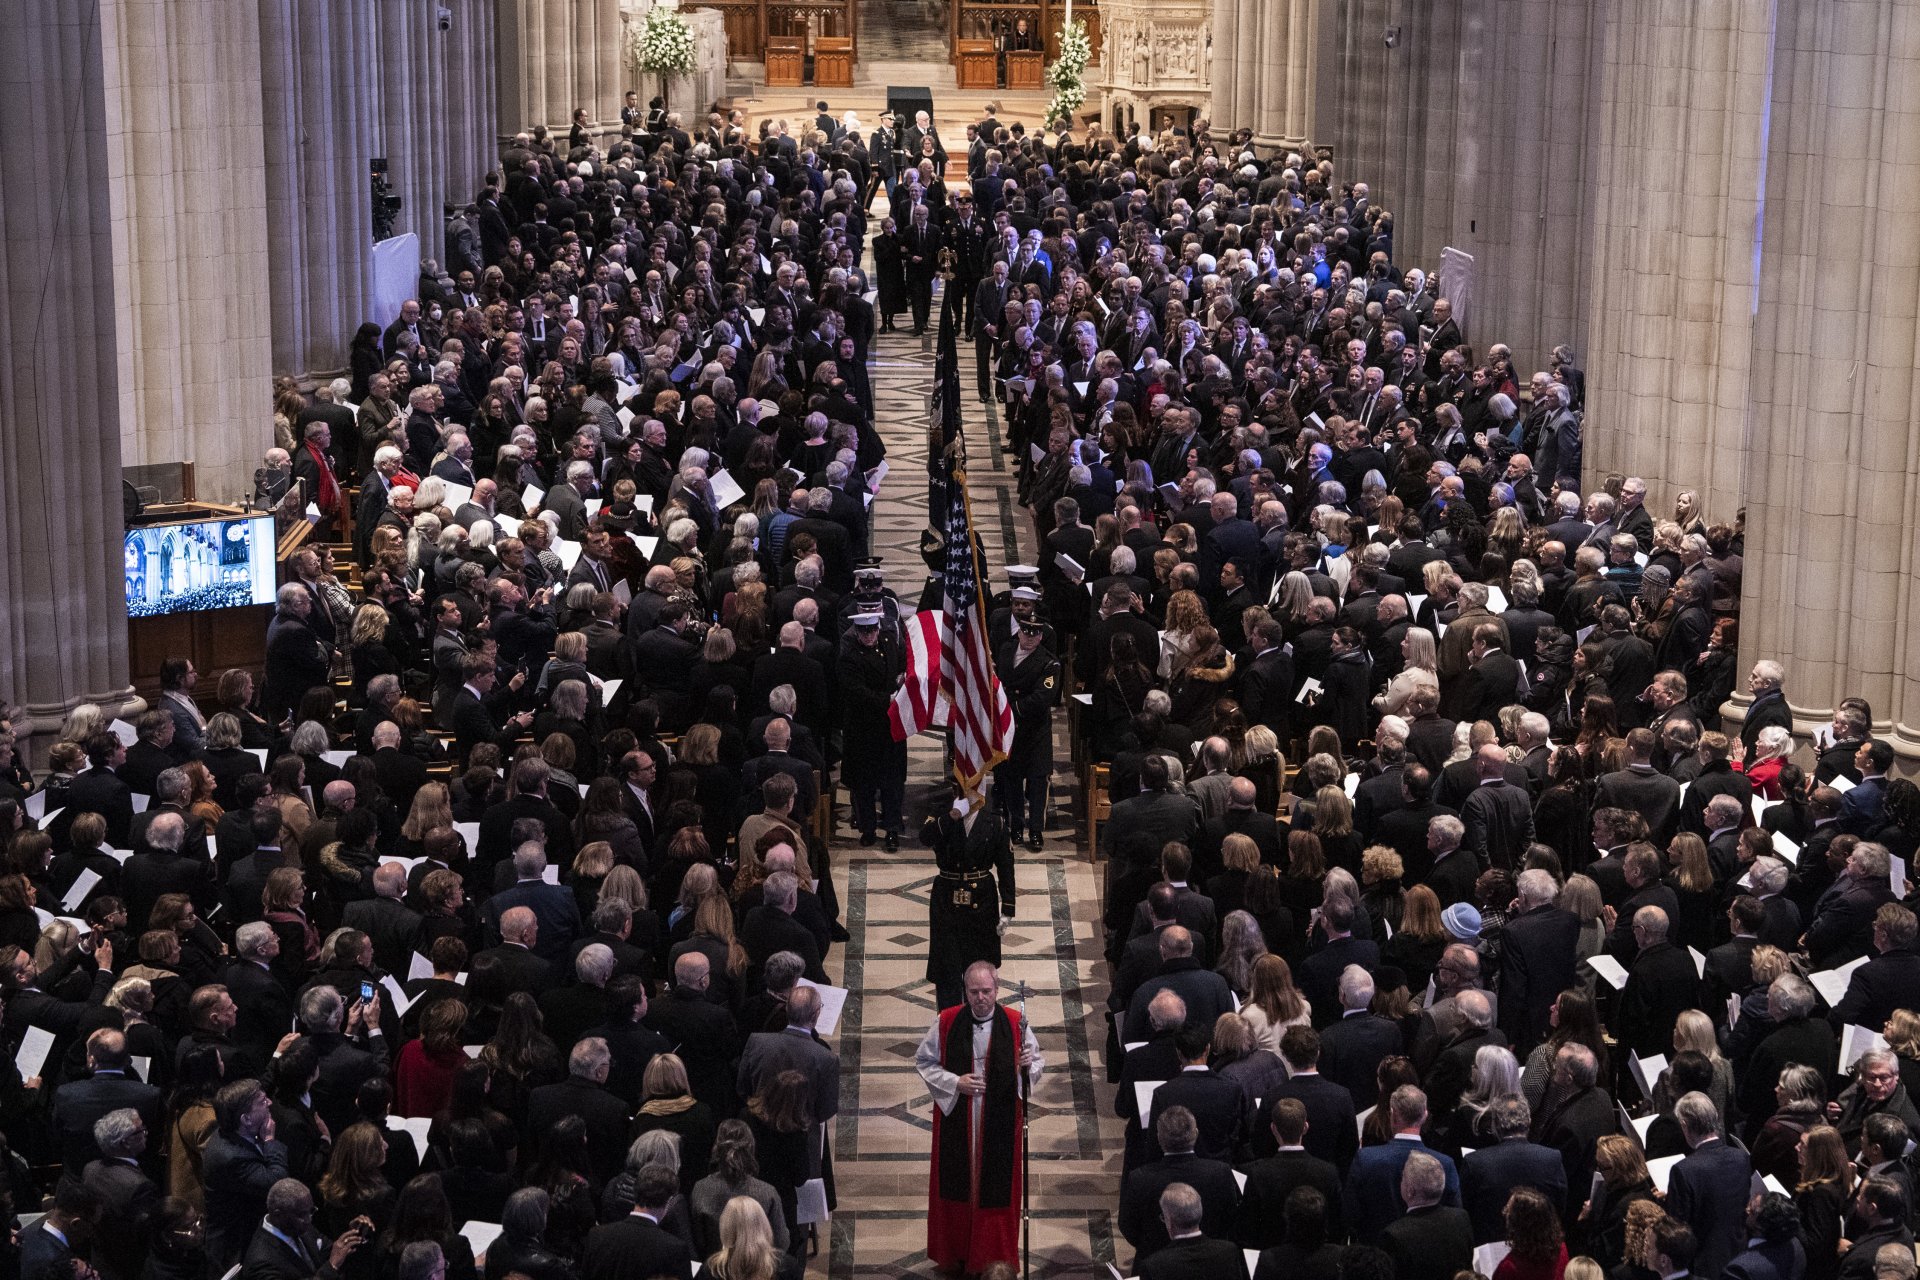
top-left (1497, 870), bottom-right (1582, 1054)
top-left (1298, 896), bottom-right (1380, 1021)
top-left (1137, 1182), bottom-right (1247, 1280)
top-left (474, 757), bottom-right (575, 877)
top-left (1806, 842), bottom-right (1900, 967)
top-left (1380, 1150), bottom-right (1473, 1280)
top-left (475, 907), bottom-right (554, 997)
top-left (1594, 728), bottom-right (1685, 844)
top-left (341, 862), bottom-right (421, 977)
top-left (444, 653), bottom-right (535, 766)
top-left (1835, 1178), bottom-right (1915, 1280)
top-left (1258, 1025), bottom-right (1359, 1173)
top-left (1619, 906), bottom-right (1703, 1061)
top-left (1704, 896), bottom-right (1764, 1017)
top-left (1665, 1093), bottom-right (1753, 1279)
top-left (1196, 780), bottom-right (1283, 875)
top-left (1342, 1086), bottom-right (1460, 1243)
top-left (481, 846), bottom-right (581, 960)
top-left (365, 722), bottom-right (428, 815)
top-left (1424, 816), bottom-right (1480, 909)
top-left (1446, 624), bottom-right (1522, 725)
top-left (22, 1182), bottom-right (96, 1280)
top-left (1237, 1097), bottom-right (1344, 1248)
top-left (1834, 903), bottom-right (1920, 1030)
top-left (1319, 966), bottom-right (1406, 1113)
top-left (1144, 1027), bottom-right (1246, 1168)
top-left (643, 953), bottom-right (740, 1112)
top-left (1122, 926), bottom-right (1234, 1041)
top-left (1236, 621), bottom-right (1295, 744)
top-left (1120, 1105), bottom-right (1241, 1260)
top-left (263, 584), bottom-right (333, 725)
top-left (527, 1037), bottom-right (635, 1186)
top-left (1459, 1097), bottom-right (1568, 1243)
top-left (49, 1029), bottom-right (163, 1177)
top-left (1531, 1043), bottom-right (1618, 1197)
top-left (121, 810), bottom-right (215, 934)
top-left (240, 1177), bottom-right (369, 1280)
top-left (68, 733), bottom-right (137, 847)
top-left (580, 1165), bottom-right (693, 1280)
top-left (1460, 744), bottom-right (1535, 871)
top-left (1724, 1194), bottom-right (1807, 1280)
top-left (1115, 990), bottom-right (1186, 1149)
top-left (739, 873), bottom-right (827, 985)
top-left (735, 986), bottom-right (839, 1167)
top-left (739, 718), bottom-right (819, 820)
top-left (80, 1106), bottom-right (162, 1278)
top-left (225, 923), bottom-right (297, 1065)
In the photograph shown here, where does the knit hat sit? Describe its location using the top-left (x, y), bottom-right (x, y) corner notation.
top-left (1441, 903), bottom-right (1484, 940)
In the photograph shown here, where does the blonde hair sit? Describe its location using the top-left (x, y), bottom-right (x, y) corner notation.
top-left (710, 1196), bottom-right (778, 1280)
top-left (400, 782), bottom-right (453, 842)
top-left (1311, 787), bottom-right (1353, 838)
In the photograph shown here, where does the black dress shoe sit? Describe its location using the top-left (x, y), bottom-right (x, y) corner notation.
top-left (860, 831), bottom-right (877, 847)
top-left (1026, 835), bottom-right (1045, 852)
top-left (884, 831), bottom-right (899, 852)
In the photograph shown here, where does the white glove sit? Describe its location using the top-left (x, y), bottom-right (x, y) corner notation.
top-left (996, 915), bottom-right (1010, 937)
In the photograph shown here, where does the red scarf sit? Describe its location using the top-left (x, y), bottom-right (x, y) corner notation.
top-left (305, 441), bottom-right (341, 514)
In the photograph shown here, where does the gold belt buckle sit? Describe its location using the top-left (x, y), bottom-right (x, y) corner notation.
top-left (952, 886), bottom-right (973, 907)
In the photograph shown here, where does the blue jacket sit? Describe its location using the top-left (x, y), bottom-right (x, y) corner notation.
top-left (1343, 1135), bottom-right (1460, 1243)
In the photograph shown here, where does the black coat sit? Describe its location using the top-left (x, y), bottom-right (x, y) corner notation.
top-left (1138, 1235), bottom-right (1249, 1280)
top-left (1380, 1205), bottom-right (1474, 1280)
top-left (1235, 1148), bottom-right (1344, 1248)
top-left (1497, 904), bottom-right (1582, 1052)
top-left (1119, 1152), bottom-right (1241, 1258)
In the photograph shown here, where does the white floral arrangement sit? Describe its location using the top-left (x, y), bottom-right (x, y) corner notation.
top-left (1045, 20), bottom-right (1091, 130)
top-left (631, 4), bottom-right (696, 76)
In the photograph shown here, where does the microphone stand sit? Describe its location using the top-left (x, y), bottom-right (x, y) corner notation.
top-left (1017, 979), bottom-right (1032, 1280)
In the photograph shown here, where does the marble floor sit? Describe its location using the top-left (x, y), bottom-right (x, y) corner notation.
top-left (811, 292), bottom-right (1126, 1278)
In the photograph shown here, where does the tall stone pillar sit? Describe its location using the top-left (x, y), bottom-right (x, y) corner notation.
top-left (1208, 0), bottom-right (1310, 148)
top-left (498, 0), bottom-right (622, 136)
top-left (100, 0), bottom-right (275, 501)
top-left (1581, 0), bottom-right (1773, 516)
top-left (0, 3), bottom-right (137, 726)
top-left (446, 0), bottom-right (502, 203)
top-left (258, 0), bottom-right (379, 380)
top-left (1735, 0), bottom-right (1920, 751)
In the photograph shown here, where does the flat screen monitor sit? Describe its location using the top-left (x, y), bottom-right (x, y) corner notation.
top-left (124, 514), bottom-right (278, 617)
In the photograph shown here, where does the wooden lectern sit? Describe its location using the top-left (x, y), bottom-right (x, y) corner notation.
top-left (957, 38), bottom-right (997, 89)
top-left (814, 35), bottom-right (854, 86)
top-left (1006, 49), bottom-right (1043, 89)
top-left (765, 34), bottom-right (805, 86)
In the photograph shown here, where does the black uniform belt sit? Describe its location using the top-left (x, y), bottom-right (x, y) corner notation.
top-left (936, 870), bottom-right (992, 882)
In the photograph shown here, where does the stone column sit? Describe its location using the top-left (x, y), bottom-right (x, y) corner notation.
top-left (99, 0), bottom-right (275, 501)
top-left (258, 0), bottom-right (380, 379)
top-left (1735, 0), bottom-right (1920, 750)
top-left (0, 3), bottom-right (137, 726)
top-left (445, 0), bottom-right (502, 203)
top-left (1581, 0), bottom-right (1772, 515)
top-left (497, 0), bottom-right (622, 135)
top-left (1208, 0), bottom-right (1309, 148)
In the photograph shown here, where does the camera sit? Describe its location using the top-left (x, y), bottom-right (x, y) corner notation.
top-left (1383, 25), bottom-right (1401, 47)
top-left (436, 5), bottom-right (451, 30)
top-left (370, 157), bottom-right (403, 242)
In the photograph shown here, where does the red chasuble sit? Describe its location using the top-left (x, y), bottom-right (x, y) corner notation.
top-left (927, 1002), bottom-right (1025, 1271)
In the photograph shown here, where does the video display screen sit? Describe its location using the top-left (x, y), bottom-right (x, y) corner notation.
top-left (124, 515), bottom-right (278, 617)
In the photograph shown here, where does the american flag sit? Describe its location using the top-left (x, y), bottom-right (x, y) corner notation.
top-left (890, 454), bottom-right (1013, 796)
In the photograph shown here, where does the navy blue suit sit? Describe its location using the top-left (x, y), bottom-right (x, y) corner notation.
top-left (1665, 1137), bottom-right (1754, 1279)
top-left (1459, 1140), bottom-right (1568, 1243)
top-left (482, 878), bottom-right (583, 960)
top-left (1342, 1136), bottom-right (1460, 1243)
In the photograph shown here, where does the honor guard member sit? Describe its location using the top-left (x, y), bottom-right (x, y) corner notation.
top-left (917, 529), bottom-right (948, 613)
top-left (867, 112), bottom-right (901, 205)
top-left (993, 617), bottom-right (1060, 851)
top-left (986, 564), bottom-right (1038, 618)
top-left (989, 585), bottom-right (1056, 654)
top-left (919, 779), bottom-right (1017, 1009)
top-left (837, 557), bottom-right (905, 660)
top-left (839, 612), bottom-right (908, 850)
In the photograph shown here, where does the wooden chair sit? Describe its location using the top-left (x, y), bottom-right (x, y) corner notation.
top-left (1085, 762), bottom-right (1110, 860)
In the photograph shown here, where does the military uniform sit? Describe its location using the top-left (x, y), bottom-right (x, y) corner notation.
top-left (918, 805), bottom-right (1017, 1009)
top-left (993, 635), bottom-right (1060, 847)
top-left (839, 619), bottom-right (907, 846)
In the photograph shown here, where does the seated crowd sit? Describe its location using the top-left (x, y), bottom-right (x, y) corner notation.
top-left (0, 79), bottom-right (1909, 1280)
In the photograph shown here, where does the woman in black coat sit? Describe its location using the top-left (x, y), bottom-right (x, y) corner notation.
top-left (348, 323), bottom-right (384, 402)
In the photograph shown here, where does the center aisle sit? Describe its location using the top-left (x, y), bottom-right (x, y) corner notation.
top-left (813, 296), bottom-right (1127, 1278)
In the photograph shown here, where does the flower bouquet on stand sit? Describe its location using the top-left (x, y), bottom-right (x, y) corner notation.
top-left (1044, 20), bottom-right (1091, 133)
top-left (629, 0), bottom-right (696, 109)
